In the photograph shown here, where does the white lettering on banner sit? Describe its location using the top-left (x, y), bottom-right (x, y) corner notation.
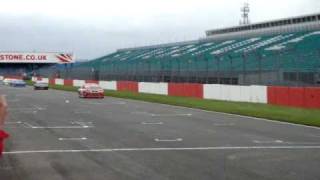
top-left (0, 52), bottom-right (75, 64)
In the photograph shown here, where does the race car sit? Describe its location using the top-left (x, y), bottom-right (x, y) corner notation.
top-left (34, 80), bottom-right (49, 90)
top-left (78, 83), bottom-right (104, 98)
top-left (9, 79), bottom-right (26, 87)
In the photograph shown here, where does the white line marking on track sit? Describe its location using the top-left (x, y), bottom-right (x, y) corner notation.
top-left (308, 134), bottom-right (320, 138)
top-left (33, 105), bottom-right (46, 111)
top-left (148, 101), bottom-right (320, 130)
top-left (4, 146), bottom-right (320, 155)
top-left (71, 121), bottom-right (93, 126)
top-left (23, 122), bottom-right (93, 129)
top-left (31, 126), bottom-right (92, 129)
top-left (253, 140), bottom-right (320, 145)
top-left (58, 137), bottom-right (87, 141)
top-left (213, 123), bottom-right (235, 126)
top-left (8, 99), bottom-right (19, 102)
top-left (9, 108), bottom-right (35, 111)
top-left (253, 140), bottom-right (284, 144)
top-left (131, 112), bottom-right (191, 117)
top-left (154, 138), bottom-right (183, 142)
top-left (151, 113), bottom-right (192, 117)
top-left (131, 111), bottom-right (150, 115)
top-left (5, 121), bottom-right (22, 124)
top-left (141, 121), bottom-right (163, 125)
top-left (74, 110), bottom-right (91, 114)
top-left (87, 102), bottom-right (126, 105)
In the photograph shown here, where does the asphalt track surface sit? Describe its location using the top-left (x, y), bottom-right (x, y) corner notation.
top-left (0, 85), bottom-right (320, 180)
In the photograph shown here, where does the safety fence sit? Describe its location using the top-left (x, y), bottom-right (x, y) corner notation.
top-left (29, 76), bottom-right (320, 109)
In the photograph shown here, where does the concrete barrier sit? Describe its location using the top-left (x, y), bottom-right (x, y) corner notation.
top-left (204, 84), bottom-right (267, 103)
top-left (203, 84), bottom-right (222, 100)
top-left (117, 81), bottom-right (139, 92)
top-left (228, 85), bottom-right (242, 102)
top-left (168, 83), bottom-right (203, 98)
top-left (99, 81), bottom-right (117, 90)
top-left (55, 79), bottom-right (64, 85)
top-left (73, 80), bottom-right (85, 87)
top-left (24, 76), bottom-right (320, 109)
top-left (64, 79), bottom-right (73, 86)
top-left (138, 82), bottom-right (168, 95)
top-left (250, 86), bottom-right (267, 103)
top-left (41, 78), bottom-right (49, 84)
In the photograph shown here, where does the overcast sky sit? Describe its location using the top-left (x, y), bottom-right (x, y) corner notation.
top-left (0, 0), bottom-right (319, 60)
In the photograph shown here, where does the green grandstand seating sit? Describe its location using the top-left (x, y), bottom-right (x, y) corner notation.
top-left (79, 31), bottom-right (320, 74)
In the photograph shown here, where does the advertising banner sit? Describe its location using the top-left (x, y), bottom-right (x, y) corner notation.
top-left (0, 52), bottom-right (75, 64)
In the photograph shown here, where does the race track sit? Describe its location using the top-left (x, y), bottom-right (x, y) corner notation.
top-left (1, 85), bottom-right (320, 180)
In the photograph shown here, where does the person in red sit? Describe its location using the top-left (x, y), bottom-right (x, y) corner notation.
top-left (0, 95), bottom-right (9, 157)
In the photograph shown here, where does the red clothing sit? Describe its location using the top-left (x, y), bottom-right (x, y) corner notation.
top-left (0, 130), bottom-right (9, 156)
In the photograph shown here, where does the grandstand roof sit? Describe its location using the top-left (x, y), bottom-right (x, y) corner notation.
top-left (206, 13), bottom-right (320, 38)
top-left (117, 13), bottom-right (320, 52)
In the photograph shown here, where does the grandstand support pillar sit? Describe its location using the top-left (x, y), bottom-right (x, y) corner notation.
top-left (317, 49), bottom-right (320, 85)
top-left (242, 53), bottom-right (247, 85)
top-left (147, 59), bottom-right (151, 82)
top-left (187, 59), bottom-right (191, 83)
top-left (169, 58), bottom-right (173, 83)
top-left (295, 54), bottom-right (300, 86)
top-left (194, 56), bottom-right (199, 83)
top-left (256, 52), bottom-right (263, 85)
top-left (228, 55), bottom-right (233, 85)
top-left (205, 56), bottom-right (209, 84)
top-left (125, 62), bottom-right (129, 81)
top-left (160, 60), bottom-right (164, 82)
top-left (177, 58), bottom-right (181, 83)
top-left (135, 61), bottom-right (138, 81)
top-left (276, 51), bottom-right (283, 85)
top-left (214, 56), bottom-right (220, 84)
top-left (108, 62), bottom-right (115, 80)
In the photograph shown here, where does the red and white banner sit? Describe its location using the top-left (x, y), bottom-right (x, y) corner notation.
top-left (0, 52), bottom-right (75, 64)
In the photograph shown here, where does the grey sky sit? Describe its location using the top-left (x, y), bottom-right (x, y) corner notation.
top-left (0, 0), bottom-right (319, 60)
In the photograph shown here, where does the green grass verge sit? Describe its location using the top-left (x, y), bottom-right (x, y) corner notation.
top-left (41, 84), bottom-right (320, 127)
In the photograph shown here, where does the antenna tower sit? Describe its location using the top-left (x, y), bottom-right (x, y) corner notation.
top-left (240, 3), bottom-right (250, 25)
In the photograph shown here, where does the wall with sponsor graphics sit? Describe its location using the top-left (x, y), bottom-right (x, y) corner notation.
top-left (26, 77), bottom-right (320, 109)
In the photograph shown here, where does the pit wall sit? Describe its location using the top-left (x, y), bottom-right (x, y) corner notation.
top-left (30, 77), bottom-right (320, 109)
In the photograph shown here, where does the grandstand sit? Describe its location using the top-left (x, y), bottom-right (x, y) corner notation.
top-left (44, 13), bottom-right (320, 86)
